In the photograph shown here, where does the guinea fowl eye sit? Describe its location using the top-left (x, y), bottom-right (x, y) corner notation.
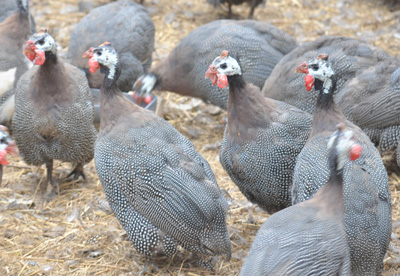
top-left (96, 51), bottom-right (102, 56)
top-left (38, 39), bottom-right (45, 45)
top-left (0, 138), bottom-right (6, 144)
top-left (311, 64), bottom-right (319, 70)
top-left (220, 63), bottom-right (228, 70)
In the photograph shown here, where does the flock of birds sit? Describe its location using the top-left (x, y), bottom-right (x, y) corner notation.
top-left (0, 0), bottom-right (399, 275)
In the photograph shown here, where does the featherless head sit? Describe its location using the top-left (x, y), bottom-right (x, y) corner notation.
top-left (23, 28), bottom-right (56, 65)
top-left (17, 0), bottom-right (29, 13)
top-left (83, 42), bottom-right (119, 79)
top-left (327, 123), bottom-right (362, 171)
top-left (205, 50), bottom-right (242, 89)
top-left (295, 53), bottom-right (335, 93)
top-left (0, 125), bottom-right (17, 165)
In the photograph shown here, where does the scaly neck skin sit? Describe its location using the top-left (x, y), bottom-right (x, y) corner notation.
top-left (226, 74), bottom-right (273, 139)
top-left (309, 75), bottom-right (345, 138)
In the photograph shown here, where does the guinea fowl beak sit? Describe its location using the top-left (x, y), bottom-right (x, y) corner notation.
top-left (83, 48), bottom-right (100, 73)
top-left (23, 40), bottom-right (45, 65)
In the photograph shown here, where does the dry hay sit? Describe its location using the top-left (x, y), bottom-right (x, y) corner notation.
top-left (1, 0), bottom-right (400, 275)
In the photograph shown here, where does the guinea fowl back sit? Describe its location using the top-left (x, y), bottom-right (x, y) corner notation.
top-left (136, 19), bottom-right (297, 110)
top-left (68, 0), bottom-right (155, 92)
top-left (292, 55), bottom-right (391, 275)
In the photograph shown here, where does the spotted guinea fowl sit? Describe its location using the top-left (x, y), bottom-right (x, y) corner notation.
top-left (68, 0), bottom-right (154, 92)
top-left (293, 54), bottom-right (391, 275)
top-left (83, 42), bottom-right (231, 266)
top-left (0, 0), bottom-right (33, 126)
top-left (0, 0), bottom-right (35, 33)
top-left (13, 29), bottom-right (97, 193)
top-left (262, 36), bottom-right (400, 169)
top-left (206, 0), bottom-right (266, 19)
top-left (133, 19), bottom-right (297, 110)
top-left (205, 51), bottom-right (312, 213)
top-left (240, 124), bottom-right (361, 276)
top-left (0, 125), bottom-right (17, 187)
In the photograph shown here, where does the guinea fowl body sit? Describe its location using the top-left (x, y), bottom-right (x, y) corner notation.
top-left (262, 36), bottom-right (400, 167)
top-left (13, 31), bottom-right (97, 187)
top-left (68, 0), bottom-right (155, 92)
top-left (240, 127), bottom-right (354, 276)
top-left (0, 0), bottom-right (35, 33)
top-left (292, 56), bottom-right (391, 275)
top-left (206, 52), bottom-right (312, 213)
top-left (91, 44), bottom-right (231, 262)
top-left (135, 19), bottom-right (297, 110)
top-left (0, 0), bottom-right (32, 125)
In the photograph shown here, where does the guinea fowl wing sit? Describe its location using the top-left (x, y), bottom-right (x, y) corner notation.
top-left (96, 115), bottom-right (229, 251)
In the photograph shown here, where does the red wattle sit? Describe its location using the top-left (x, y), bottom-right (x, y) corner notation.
top-left (0, 150), bottom-right (8, 165)
top-left (350, 144), bottom-right (362, 161)
top-left (304, 74), bottom-right (315, 91)
top-left (217, 74), bottom-right (228, 89)
top-left (88, 57), bottom-right (100, 73)
top-left (34, 49), bottom-right (45, 65)
top-left (144, 95), bottom-right (153, 105)
top-left (25, 51), bottom-right (36, 62)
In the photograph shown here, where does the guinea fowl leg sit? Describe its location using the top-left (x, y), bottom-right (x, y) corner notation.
top-left (227, 1), bottom-right (233, 18)
top-left (44, 160), bottom-right (57, 198)
top-left (66, 163), bottom-right (86, 181)
top-left (248, 0), bottom-right (257, 19)
top-left (0, 164), bottom-right (3, 187)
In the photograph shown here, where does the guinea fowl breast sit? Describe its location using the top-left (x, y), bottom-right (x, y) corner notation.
top-left (205, 51), bottom-right (312, 213)
top-left (292, 54), bottom-right (391, 276)
top-left (84, 43), bottom-right (231, 266)
top-left (13, 29), bottom-right (97, 194)
top-left (134, 19), bottom-right (297, 110)
top-left (240, 125), bottom-right (359, 276)
top-left (0, 0), bottom-right (33, 126)
top-left (68, 0), bottom-right (155, 92)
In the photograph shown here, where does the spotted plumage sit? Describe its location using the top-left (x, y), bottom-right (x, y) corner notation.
top-left (292, 54), bottom-right (391, 275)
top-left (87, 43), bottom-right (231, 264)
top-left (263, 35), bottom-right (400, 170)
top-left (13, 30), bottom-right (97, 189)
top-left (240, 126), bottom-right (357, 276)
top-left (206, 51), bottom-right (312, 213)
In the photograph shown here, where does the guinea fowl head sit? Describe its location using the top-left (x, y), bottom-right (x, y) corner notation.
top-left (0, 125), bottom-right (17, 166)
top-left (17, 0), bottom-right (29, 14)
top-left (83, 42), bottom-right (120, 81)
top-left (327, 123), bottom-right (362, 171)
top-left (295, 53), bottom-right (335, 93)
top-left (205, 50), bottom-right (242, 89)
top-left (23, 28), bottom-right (56, 66)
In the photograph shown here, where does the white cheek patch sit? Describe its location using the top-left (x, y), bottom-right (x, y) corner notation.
top-left (309, 62), bottom-right (334, 93)
top-left (215, 56), bottom-right (242, 76)
top-left (136, 74), bottom-right (157, 95)
top-left (98, 51), bottom-right (118, 79)
top-left (328, 129), bottom-right (355, 170)
top-left (0, 68), bottom-right (16, 97)
top-left (37, 35), bottom-right (56, 53)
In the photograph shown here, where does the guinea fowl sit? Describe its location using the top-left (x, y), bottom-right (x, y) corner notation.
top-left (0, 0), bottom-right (33, 126)
top-left (83, 43), bottom-right (231, 266)
top-left (293, 54), bottom-right (391, 275)
top-left (68, 0), bottom-right (155, 92)
top-left (240, 124), bottom-right (361, 276)
top-left (206, 0), bottom-right (266, 19)
top-left (134, 19), bottom-right (297, 110)
top-left (0, 0), bottom-right (35, 33)
top-left (205, 51), bottom-right (312, 213)
top-left (0, 125), bottom-right (17, 187)
top-left (13, 29), bottom-right (97, 194)
top-left (262, 36), bottom-right (400, 168)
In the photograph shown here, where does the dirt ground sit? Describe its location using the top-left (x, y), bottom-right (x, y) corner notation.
top-left (1, 0), bottom-right (400, 275)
